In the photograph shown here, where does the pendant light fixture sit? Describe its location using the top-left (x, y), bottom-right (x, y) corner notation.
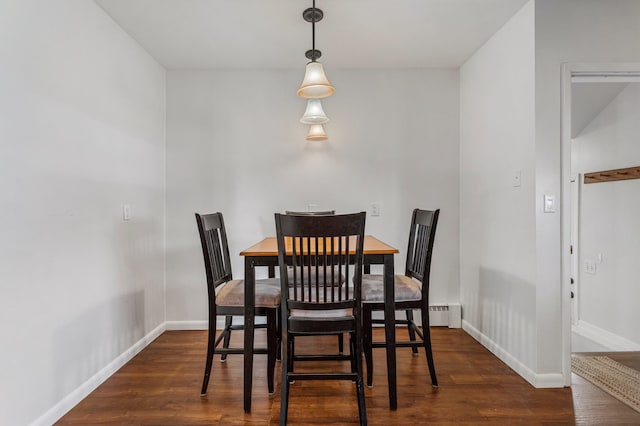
top-left (298, 0), bottom-right (333, 142)
top-left (297, 1), bottom-right (335, 99)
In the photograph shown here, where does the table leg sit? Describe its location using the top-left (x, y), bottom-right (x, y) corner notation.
top-left (244, 258), bottom-right (256, 413)
top-left (383, 254), bottom-right (397, 410)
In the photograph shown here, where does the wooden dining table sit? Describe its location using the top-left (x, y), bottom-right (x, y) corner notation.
top-left (239, 235), bottom-right (399, 413)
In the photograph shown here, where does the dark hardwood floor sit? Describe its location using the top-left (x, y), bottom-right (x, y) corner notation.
top-left (56, 328), bottom-right (640, 425)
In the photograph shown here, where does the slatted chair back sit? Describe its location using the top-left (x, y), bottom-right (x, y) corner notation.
top-left (405, 208), bottom-right (440, 296)
top-left (276, 213), bottom-right (365, 319)
top-left (285, 210), bottom-right (335, 215)
top-left (195, 212), bottom-right (233, 293)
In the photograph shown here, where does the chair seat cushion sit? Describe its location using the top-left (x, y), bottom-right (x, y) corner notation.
top-left (287, 265), bottom-right (345, 286)
top-left (216, 278), bottom-right (281, 308)
top-left (361, 274), bottom-right (422, 302)
top-left (290, 308), bottom-right (352, 319)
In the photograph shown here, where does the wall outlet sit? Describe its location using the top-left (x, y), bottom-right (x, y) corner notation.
top-left (584, 260), bottom-right (597, 275)
top-left (370, 202), bottom-right (381, 217)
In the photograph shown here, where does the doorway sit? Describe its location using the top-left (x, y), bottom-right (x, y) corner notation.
top-left (561, 63), bottom-right (640, 384)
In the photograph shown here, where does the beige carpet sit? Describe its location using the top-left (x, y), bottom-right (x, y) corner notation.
top-left (572, 355), bottom-right (640, 414)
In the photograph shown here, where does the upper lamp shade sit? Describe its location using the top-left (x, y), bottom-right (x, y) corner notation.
top-left (297, 62), bottom-right (335, 99)
top-left (306, 124), bottom-right (328, 141)
top-left (300, 99), bottom-right (329, 124)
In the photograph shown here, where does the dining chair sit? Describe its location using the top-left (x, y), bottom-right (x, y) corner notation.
top-left (361, 208), bottom-right (440, 389)
top-left (275, 212), bottom-right (368, 425)
top-left (195, 212), bottom-right (281, 397)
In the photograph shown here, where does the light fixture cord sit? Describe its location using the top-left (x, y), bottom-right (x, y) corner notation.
top-left (312, 0), bottom-right (316, 61)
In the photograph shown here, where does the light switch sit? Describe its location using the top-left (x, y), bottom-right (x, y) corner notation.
top-left (544, 195), bottom-right (555, 213)
top-left (123, 204), bottom-right (131, 221)
top-left (513, 170), bottom-right (521, 187)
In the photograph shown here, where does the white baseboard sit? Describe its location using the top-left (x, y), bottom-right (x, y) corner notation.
top-left (164, 318), bottom-right (266, 331)
top-left (31, 322), bottom-right (166, 426)
top-left (573, 320), bottom-right (640, 351)
top-left (462, 320), bottom-right (564, 389)
top-left (165, 320), bottom-right (208, 330)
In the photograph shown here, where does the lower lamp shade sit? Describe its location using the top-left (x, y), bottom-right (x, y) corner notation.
top-left (306, 124), bottom-right (328, 141)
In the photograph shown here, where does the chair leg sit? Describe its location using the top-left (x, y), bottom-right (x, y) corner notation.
top-left (201, 303), bottom-right (217, 396)
top-left (338, 333), bottom-right (344, 354)
top-left (349, 332), bottom-right (356, 375)
top-left (420, 304), bottom-right (438, 387)
top-left (221, 315), bottom-right (233, 362)
top-left (267, 309), bottom-right (277, 394)
top-left (288, 335), bottom-right (295, 383)
top-left (280, 334), bottom-right (291, 425)
top-left (405, 309), bottom-right (419, 355)
top-left (354, 325), bottom-right (368, 425)
top-left (276, 307), bottom-right (282, 361)
top-left (362, 304), bottom-right (373, 387)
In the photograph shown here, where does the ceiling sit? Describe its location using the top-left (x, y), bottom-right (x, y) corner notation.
top-left (95, 0), bottom-right (529, 69)
top-left (572, 83), bottom-right (629, 138)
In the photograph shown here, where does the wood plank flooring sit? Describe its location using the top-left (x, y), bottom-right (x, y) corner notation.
top-left (56, 328), bottom-right (640, 425)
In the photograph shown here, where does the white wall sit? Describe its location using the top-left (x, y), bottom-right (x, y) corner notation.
top-left (0, 1), bottom-right (166, 424)
top-left (535, 0), bottom-right (640, 374)
top-left (572, 83), bottom-right (640, 347)
top-left (165, 69), bottom-right (460, 322)
top-left (461, 0), bottom-right (640, 387)
top-left (460, 1), bottom-right (537, 381)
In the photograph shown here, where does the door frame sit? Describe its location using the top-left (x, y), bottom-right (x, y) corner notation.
top-left (570, 173), bottom-right (580, 327)
top-left (560, 62), bottom-right (640, 386)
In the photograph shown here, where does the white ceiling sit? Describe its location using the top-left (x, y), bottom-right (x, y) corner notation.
top-left (94, 0), bottom-right (529, 69)
top-left (572, 83), bottom-right (629, 138)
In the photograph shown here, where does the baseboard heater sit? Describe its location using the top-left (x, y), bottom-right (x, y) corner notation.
top-left (371, 303), bottom-right (462, 328)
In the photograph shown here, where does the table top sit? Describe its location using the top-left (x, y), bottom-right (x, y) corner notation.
top-left (240, 235), bottom-right (398, 257)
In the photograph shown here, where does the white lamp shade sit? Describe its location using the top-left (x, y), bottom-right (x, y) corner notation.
top-left (300, 99), bottom-right (329, 124)
top-left (306, 124), bottom-right (328, 141)
top-left (297, 62), bottom-right (335, 99)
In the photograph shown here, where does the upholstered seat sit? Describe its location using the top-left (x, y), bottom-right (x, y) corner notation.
top-left (216, 278), bottom-right (281, 308)
top-left (361, 274), bottom-right (421, 302)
